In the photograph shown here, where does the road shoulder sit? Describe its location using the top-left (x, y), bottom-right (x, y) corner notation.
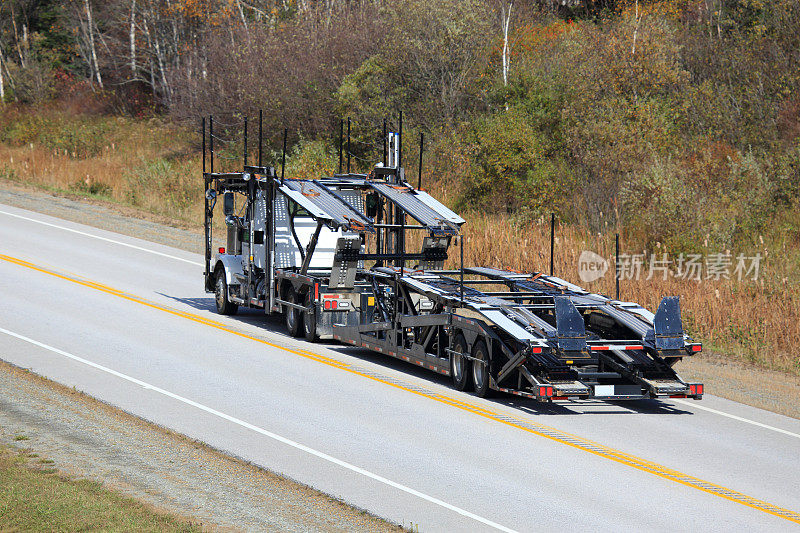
top-left (0, 359), bottom-right (402, 532)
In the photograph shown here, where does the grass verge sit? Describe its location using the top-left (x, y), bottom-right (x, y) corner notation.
top-left (0, 444), bottom-right (201, 532)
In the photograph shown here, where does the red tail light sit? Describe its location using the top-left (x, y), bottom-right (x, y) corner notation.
top-left (546, 387), bottom-right (553, 396)
top-left (324, 300), bottom-right (332, 310)
top-left (539, 386), bottom-right (546, 396)
top-left (691, 344), bottom-right (702, 352)
top-left (331, 300), bottom-right (338, 310)
top-left (697, 384), bottom-right (703, 395)
top-left (218, 247), bottom-right (225, 254)
top-left (689, 384), bottom-right (696, 395)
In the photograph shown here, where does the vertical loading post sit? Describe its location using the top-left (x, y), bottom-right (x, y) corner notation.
top-left (202, 116), bottom-right (209, 288)
top-left (550, 213), bottom-right (555, 276)
top-left (203, 175), bottom-right (211, 289)
top-left (258, 110), bottom-right (263, 168)
top-left (398, 111), bottom-right (403, 180)
top-left (460, 234), bottom-right (465, 305)
top-left (382, 118), bottom-right (387, 166)
top-left (281, 128), bottom-right (287, 184)
top-left (338, 119), bottom-right (343, 174)
top-left (418, 132), bottom-right (424, 189)
top-left (210, 115), bottom-right (214, 173)
top-left (347, 117), bottom-right (351, 174)
top-left (615, 233), bottom-right (620, 300)
top-left (394, 111), bottom-right (404, 267)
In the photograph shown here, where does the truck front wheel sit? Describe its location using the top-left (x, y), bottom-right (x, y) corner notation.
top-left (215, 269), bottom-right (238, 316)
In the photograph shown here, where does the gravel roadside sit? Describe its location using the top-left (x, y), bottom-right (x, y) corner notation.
top-left (0, 359), bottom-right (402, 532)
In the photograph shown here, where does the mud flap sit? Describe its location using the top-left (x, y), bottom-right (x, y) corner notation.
top-left (649, 296), bottom-right (684, 350)
top-left (553, 297), bottom-right (588, 353)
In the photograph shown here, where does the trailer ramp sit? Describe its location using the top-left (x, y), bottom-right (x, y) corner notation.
top-left (279, 179), bottom-right (374, 233)
top-left (367, 181), bottom-right (463, 235)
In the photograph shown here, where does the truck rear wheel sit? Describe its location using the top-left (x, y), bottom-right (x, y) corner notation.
top-left (215, 269), bottom-right (238, 316)
top-left (472, 339), bottom-right (492, 397)
top-left (450, 334), bottom-right (472, 391)
top-left (302, 292), bottom-right (317, 342)
top-left (284, 286), bottom-right (302, 337)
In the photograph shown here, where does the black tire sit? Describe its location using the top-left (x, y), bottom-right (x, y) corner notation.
top-left (472, 339), bottom-right (492, 397)
top-left (302, 291), bottom-right (317, 342)
top-left (450, 333), bottom-right (472, 391)
top-left (214, 269), bottom-right (238, 315)
top-left (284, 286), bottom-right (302, 337)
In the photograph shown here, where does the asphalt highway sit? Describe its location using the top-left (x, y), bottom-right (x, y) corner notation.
top-left (1, 203), bottom-right (799, 532)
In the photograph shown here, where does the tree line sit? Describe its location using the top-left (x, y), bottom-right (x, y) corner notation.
top-left (1, 0), bottom-right (799, 251)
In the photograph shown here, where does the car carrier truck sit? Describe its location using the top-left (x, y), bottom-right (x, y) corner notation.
top-left (202, 116), bottom-right (703, 402)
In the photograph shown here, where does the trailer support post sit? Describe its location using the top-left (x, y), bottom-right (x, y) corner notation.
top-left (398, 111), bottom-right (403, 179)
top-left (210, 115), bottom-right (214, 173)
top-left (243, 116), bottom-right (248, 167)
top-left (338, 119), bottom-right (343, 174)
top-left (382, 118), bottom-right (387, 166)
top-left (267, 178), bottom-right (275, 312)
top-left (281, 128), bottom-right (287, 184)
top-left (300, 221), bottom-right (324, 275)
top-left (347, 117), bottom-right (351, 174)
top-left (460, 234), bottom-right (465, 306)
top-left (203, 173), bottom-right (211, 290)
top-left (418, 132), bottom-right (424, 189)
top-left (550, 213), bottom-right (555, 276)
top-left (258, 110), bottom-right (263, 168)
top-left (202, 117), bottom-right (206, 173)
top-left (615, 233), bottom-right (620, 300)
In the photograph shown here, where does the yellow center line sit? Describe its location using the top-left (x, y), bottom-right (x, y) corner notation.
top-left (2, 252), bottom-right (799, 525)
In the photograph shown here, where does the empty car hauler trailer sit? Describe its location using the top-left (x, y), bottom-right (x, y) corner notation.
top-left (202, 120), bottom-right (704, 402)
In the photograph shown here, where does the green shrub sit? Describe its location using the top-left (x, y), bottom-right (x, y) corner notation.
top-left (0, 113), bottom-right (113, 159)
top-left (285, 139), bottom-right (337, 178)
top-left (69, 179), bottom-right (112, 197)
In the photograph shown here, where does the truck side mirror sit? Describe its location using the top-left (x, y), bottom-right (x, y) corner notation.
top-left (223, 192), bottom-right (234, 216)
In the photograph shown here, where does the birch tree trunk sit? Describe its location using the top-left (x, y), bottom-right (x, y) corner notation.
top-left (84, 0), bottom-right (103, 88)
top-left (501, 2), bottom-right (513, 111)
top-left (237, 1), bottom-right (250, 43)
top-left (10, 5), bottom-right (26, 68)
top-left (130, 0), bottom-right (137, 76)
top-left (0, 46), bottom-right (5, 104)
top-left (501, 2), bottom-right (512, 86)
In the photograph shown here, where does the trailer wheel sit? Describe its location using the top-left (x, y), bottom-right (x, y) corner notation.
top-left (450, 334), bottom-right (472, 392)
top-left (472, 339), bottom-right (492, 397)
top-left (284, 286), bottom-right (302, 337)
top-left (302, 292), bottom-right (317, 342)
top-left (214, 269), bottom-right (238, 316)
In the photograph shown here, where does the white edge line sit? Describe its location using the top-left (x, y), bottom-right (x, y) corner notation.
top-left (673, 399), bottom-right (800, 440)
top-left (0, 326), bottom-right (517, 533)
top-left (0, 208), bottom-right (203, 266)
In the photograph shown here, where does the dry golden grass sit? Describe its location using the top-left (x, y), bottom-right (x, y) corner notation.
top-left (1, 108), bottom-right (798, 377)
top-left (0, 107), bottom-right (202, 221)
